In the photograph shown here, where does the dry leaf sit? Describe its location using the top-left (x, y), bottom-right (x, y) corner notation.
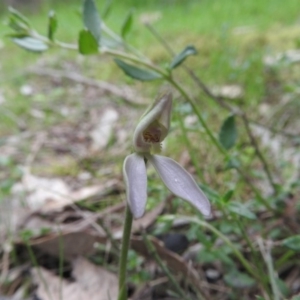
top-left (90, 108), bottom-right (119, 151)
top-left (113, 201), bottom-right (166, 238)
top-left (131, 236), bottom-right (203, 292)
top-left (13, 172), bottom-right (72, 211)
top-left (211, 84), bottom-right (244, 99)
top-left (32, 257), bottom-right (118, 300)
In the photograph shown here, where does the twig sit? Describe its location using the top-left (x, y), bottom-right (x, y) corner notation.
top-left (141, 231), bottom-right (198, 300)
top-left (178, 215), bottom-right (271, 295)
top-left (28, 67), bottom-right (147, 106)
top-left (257, 238), bottom-right (282, 300)
top-left (240, 113), bottom-right (277, 192)
top-left (0, 244), bottom-right (10, 284)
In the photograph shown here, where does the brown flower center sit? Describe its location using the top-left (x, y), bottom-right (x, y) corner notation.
top-left (143, 127), bottom-right (161, 143)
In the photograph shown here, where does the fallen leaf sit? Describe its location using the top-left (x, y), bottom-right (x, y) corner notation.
top-left (264, 49), bottom-right (300, 66)
top-left (13, 172), bottom-right (72, 211)
top-left (113, 201), bottom-right (165, 238)
top-left (212, 84), bottom-right (244, 99)
top-left (32, 257), bottom-right (118, 300)
top-left (90, 108), bottom-right (119, 151)
top-left (131, 236), bottom-right (203, 292)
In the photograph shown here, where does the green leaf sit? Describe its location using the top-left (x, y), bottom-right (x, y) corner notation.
top-left (282, 235), bottom-right (300, 251)
top-left (48, 10), bottom-right (58, 41)
top-left (114, 59), bottom-right (162, 81)
top-left (223, 189), bottom-right (234, 203)
top-left (8, 14), bottom-right (29, 33)
top-left (12, 37), bottom-right (49, 52)
top-left (228, 201), bottom-right (256, 220)
top-left (170, 45), bottom-right (197, 69)
top-left (225, 156), bottom-right (240, 170)
top-left (224, 270), bottom-right (255, 288)
top-left (121, 9), bottom-right (133, 39)
top-left (275, 278), bottom-right (289, 297)
top-left (83, 0), bottom-right (101, 42)
top-left (101, 0), bottom-right (113, 19)
top-left (78, 29), bottom-right (99, 55)
top-left (8, 7), bottom-right (30, 27)
top-left (219, 115), bottom-right (237, 150)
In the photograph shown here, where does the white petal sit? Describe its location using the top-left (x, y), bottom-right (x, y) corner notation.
top-left (148, 154), bottom-right (211, 216)
top-left (123, 153), bottom-right (147, 218)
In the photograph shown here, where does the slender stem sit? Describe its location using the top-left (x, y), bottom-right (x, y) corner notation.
top-left (142, 232), bottom-right (196, 300)
top-left (257, 238), bottom-right (281, 300)
top-left (240, 113), bottom-right (277, 193)
top-left (235, 167), bottom-right (273, 211)
top-left (169, 77), bottom-right (227, 155)
top-left (58, 229), bottom-right (64, 300)
top-left (176, 109), bottom-right (205, 182)
top-left (24, 240), bottom-right (53, 300)
top-left (186, 216), bottom-right (268, 291)
top-left (117, 205), bottom-right (133, 300)
top-left (235, 218), bottom-right (270, 292)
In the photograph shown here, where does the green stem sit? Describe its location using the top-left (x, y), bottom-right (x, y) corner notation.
top-left (169, 78), bottom-right (227, 156)
top-left (142, 232), bottom-right (195, 300)
top-left (186, 216), bottom-right (269, 293)
top-left (235, 218), bottom-right (270, 292)
top-left (24, 239), bottom-right (53, 300)
top-left (117, 205), bottom-right (133, 300)
top-left (176, 109), bottom-right (205, 182)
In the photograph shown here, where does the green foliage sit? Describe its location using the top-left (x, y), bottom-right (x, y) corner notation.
top-left (222, 189), bottom-right (234, 203)
top-left (83, 0), bottom-right (101, 42)
top-left (224, 270), bottom-right (256, 288)
top-left (12, 36), bottom-right (48, 52)
top-left (170, 45), bottom-right (197, 69)
top-left (121, 9), bottom-right (134, 39)
top-left (78, 29), bottom-right (99, 54)
top-left (8, 6), bottom-right (31, 32)
top-left (47, 10), bottom-right (57, 41)
top-left (227, 201), bottom-right (257, 220)
top-left (114, 59), bottom-right (162, 81)
top-left (282, 235), bottom-right (300, 251)
top-left (219, 115), bottom-right (238, 150)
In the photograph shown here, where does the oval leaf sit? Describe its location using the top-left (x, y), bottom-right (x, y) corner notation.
top-left (170, 45), bottom-right (197, 69)
top-left (8, 7), bottom-right (30, 27)
top-left (12, 37), bottom-right (48, 52)
top-left (121, 9), bottom-right (133, 39)
top-left (224, 270), bottom-right (255, 288)
top-left (228, 201), bottom-right (256, 220)
top-left (48, 10), bottom-right (58, 41)
top-left (78, 29), bottom-right (99, 55)
top-left (8, 14), bottom-right (29, 33)
top-left (282, 235), bottom-right (300, 251)
top-left (114, 59), bottom-right (162, 81)
top-left (223, 189), bottom-right (234, 203)
top-left (83, 0), bottom-right (101, 42)
top-left (101, 0), bottom-right (113, 20)
top-left (219, 115), bottom-right (237, 150)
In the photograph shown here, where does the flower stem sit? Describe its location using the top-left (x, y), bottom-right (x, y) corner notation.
top-left (117, 205), bottom-right (133, 300)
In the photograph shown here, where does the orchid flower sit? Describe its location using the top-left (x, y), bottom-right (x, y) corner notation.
top-left (123, 92), bottom-right (211, 219)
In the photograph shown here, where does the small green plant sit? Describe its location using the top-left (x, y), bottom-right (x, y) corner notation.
top-left (4, 1), bottom-right (300, 299)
